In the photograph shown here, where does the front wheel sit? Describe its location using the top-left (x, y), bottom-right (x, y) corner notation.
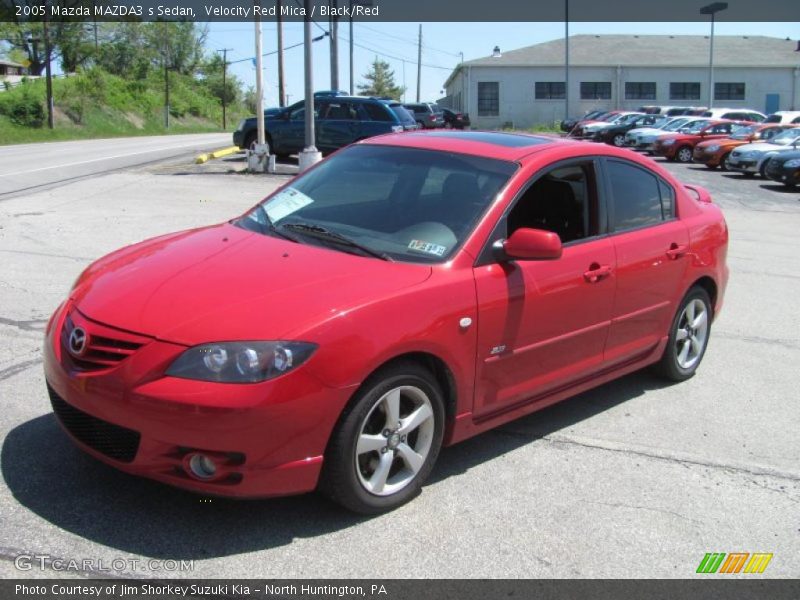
top-left (320, 361), bottom-right (445, 514)
top-left (676, 146), bottom-right (693, 163)
top-left (654, 287), bottom-right (712, 382)
top-left (612, 133), bottom-right (625, 147)
top-left (720, 152), bottom-right (731, 171)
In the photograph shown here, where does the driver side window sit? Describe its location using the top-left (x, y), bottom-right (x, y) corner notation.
top-left (506, 163), bottom-right (600, 245)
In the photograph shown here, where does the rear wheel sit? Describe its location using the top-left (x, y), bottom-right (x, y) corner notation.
top-left (612, 133), bottom-right (625, 147)
top-left (654, 287), bottom-right (712, 382)
top-left (320, 361), bottom-right (445, 514)
top-left (676, 146), bottom-right (693, 163)
top-left (720, 152), bottom-right (731, 171)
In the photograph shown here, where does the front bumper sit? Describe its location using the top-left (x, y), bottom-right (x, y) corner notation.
top-left (765, 163), bottom-right (800, 185)
top-left (727, 156), bottom-right (758, 173)
top-left (43, 303), bottom-right (355, 498)
top-left (233, 130), bottom-right (245, 148)
top-left (653, 143), bottom-right (678, 158)
top-left (692, 147), bottom-right (725, 167)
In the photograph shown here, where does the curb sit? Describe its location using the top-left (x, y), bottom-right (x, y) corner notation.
top-left (195, 146), bottom-right (240, 164)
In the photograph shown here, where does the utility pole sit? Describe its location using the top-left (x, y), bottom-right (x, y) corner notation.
top-left (459, 51), bottom-right (464, 111)
top-left (329, 0), bottom-right (339, 90)
top-left (565, 0), bottom-right (570, 121)
top-left (43, 3), bottom-right (54, 129)
top-left (277, 0), bottom-right (286, 106)
top-left (255, 3), bottom-right (265, 146)
top-left (163, 29), bottom-right (170, 129)
top-left (299, 0), bottom-right (322, 172)
top-left (416, 24), bottom-right (422, 102)
top-left (349, 0), bottom-right (354, 95)
top-left (217, 48), bottom-right (233, 129)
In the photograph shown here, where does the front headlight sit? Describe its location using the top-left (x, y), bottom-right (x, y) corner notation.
top-left (706, 145), bottom-right (720, 152)
top-left (166, 341), bottom-right (317, 383)
top-left (783, 158), bottom-right (800, 168)
top-left (662, 139), bottom-right (676, 146)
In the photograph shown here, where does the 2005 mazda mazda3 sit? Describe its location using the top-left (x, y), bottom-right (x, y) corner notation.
top-left (44, 131), bottom-right (728, 513)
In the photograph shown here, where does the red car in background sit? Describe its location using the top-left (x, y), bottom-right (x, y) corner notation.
top-left (44, 131), bottom-right (729, 513)
top-left (693, 123), bottom-right (797, 169)
top-left (568, 110), bottom-right (622, 137)
top-left (653, 119), bottom-right (746, 162)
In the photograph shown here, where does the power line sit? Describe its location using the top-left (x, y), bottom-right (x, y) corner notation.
top-left (357, 23), bottom-right (462, 58)
top-left (228, 32), bottom-right (329, 65)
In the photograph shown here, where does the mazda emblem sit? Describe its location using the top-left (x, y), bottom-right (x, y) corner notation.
top-left (68, 327), bottom-right (88, 356)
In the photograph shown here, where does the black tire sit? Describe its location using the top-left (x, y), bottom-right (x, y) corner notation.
top-left (319, 361), bottom-right (445, 514)
top-left (653, 286), bottom-right (713, 382)
top-left (243, 131), bottom-right (257, 151)
top-left (676, 146), bottom-right (693, 163)
top-left (759, 160), bottom-right (770, 179)
top-left (720, 152), bottom-right (731, 171)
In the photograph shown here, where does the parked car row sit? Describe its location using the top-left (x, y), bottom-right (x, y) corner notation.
top-left (233, 95), bottom-right (470, 156)
top-left (609, 110), bottom-right (800, 188)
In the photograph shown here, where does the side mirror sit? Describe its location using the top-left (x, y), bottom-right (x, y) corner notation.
top-left (494, 228), bottom-right (562, 261)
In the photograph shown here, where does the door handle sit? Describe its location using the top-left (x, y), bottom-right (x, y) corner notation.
top-left (583, 263), bottom-right (612, 283)
top-left (666, 243), bottom-right (689, 260)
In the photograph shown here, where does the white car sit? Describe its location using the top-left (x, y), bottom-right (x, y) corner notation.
top-left (727, 128), bottom-right (800, 177)
top-left (629, 118), bottom-right (711, 152)
top-left (701, 108), bottom-right (766, 122)
top-left (625, 117), bottom-right (687, 148)
top-left (581, 112), bottom-right (643, 136)
top-left (764, 111), bottom-right (800, 125)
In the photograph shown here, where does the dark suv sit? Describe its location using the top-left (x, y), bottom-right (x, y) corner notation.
top-left (403, 103), bottom-right (445, 129)
top-left (233, 96), bottom-right (418, 156)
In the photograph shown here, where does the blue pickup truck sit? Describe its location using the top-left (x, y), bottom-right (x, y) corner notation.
top-left (233, 96), bottom-right (418, 157)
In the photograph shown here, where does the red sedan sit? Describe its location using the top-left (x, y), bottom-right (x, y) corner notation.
top-left (652, 119), bottom-right (744, 162)
top-left (44, 131), bottom-right (729, 513)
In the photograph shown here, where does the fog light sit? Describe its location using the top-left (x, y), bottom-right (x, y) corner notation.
top-left (188, 454), bottom-right (217, 480)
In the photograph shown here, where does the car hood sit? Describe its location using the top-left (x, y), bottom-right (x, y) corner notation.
top-left (736, 141), bottom-right (797, 154)
top-left (71, 224), bottom-right (433, 345)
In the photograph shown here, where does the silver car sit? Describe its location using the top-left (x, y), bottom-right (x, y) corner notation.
top-left (727, 128), bottom-right (800, 177)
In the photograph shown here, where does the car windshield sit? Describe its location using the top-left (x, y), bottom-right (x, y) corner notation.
top-left (661, 118), bottom-right (689, 131)
top-left (771, 129), bottom-right (800, 145)
top-left (683, 120), bottom-right (711, 133)
top-left (730, 126), bottom-right (758, 140)
top-left (237, 145), bottom-right (518, 263)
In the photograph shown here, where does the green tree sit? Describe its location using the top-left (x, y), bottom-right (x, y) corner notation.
top-left (357, 58), bottom-right (404, 100)
top-left (201, 53), bottom-right (241, 109)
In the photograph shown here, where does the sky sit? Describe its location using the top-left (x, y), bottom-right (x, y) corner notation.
top-left (205, 21), bottom-right (800, 108)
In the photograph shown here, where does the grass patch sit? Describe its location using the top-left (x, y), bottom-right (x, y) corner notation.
top-left (0, 68), bottom-right (247, 145)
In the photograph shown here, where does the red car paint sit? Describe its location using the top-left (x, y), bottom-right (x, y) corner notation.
top-left (44, 132), bottom-right (729, 498)
top-left (652, 119), bottom-right (748, 161)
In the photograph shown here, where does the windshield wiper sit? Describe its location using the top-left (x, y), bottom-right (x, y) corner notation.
top-left (253, 205), bottom-right (301, 243)
top-left (281, 222), bottom-right (393, 261)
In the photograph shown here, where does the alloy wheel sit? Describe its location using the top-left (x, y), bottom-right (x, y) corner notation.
top-left (674, 298), bottom-right (709, 370)
top-left (677, 147), bottom-right (693, 163)
top-left (354, 385), bottom-right (435, 496)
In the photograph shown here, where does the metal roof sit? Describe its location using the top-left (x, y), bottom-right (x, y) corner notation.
top-left (445, 35), bottom-right (800, 86)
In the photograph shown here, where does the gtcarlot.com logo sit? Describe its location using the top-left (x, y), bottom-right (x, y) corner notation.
top-left (14, 554), bottom-right (194, 573)
top-left (696, 552), bottom-right (773, 574)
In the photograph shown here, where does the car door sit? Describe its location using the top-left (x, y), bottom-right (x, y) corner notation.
top-left (317, 101), bottom-right (362, 152)
top-left (273, 101), bottom-right (314, 154)
top-left (472, 159), bottom-right (616, 417)
top-left (601, 158), bottom-right (689, 367)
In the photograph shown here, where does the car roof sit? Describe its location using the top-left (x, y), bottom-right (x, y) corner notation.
top-left (360, 130), bottom-right (580, 161)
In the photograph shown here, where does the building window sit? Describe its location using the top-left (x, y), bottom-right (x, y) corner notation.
top-left (477, 82), bottom-right (499, 116)
top-left (535, 82), bottom-right (565, 100)
top-left (580, 82), bottom-right (611, 100)
top-left (715, 82), bottom-right (745, 101)
top-left (625, 82), bottom-right (656, 100)
top-left (669, 82), bottom-right (701, 100)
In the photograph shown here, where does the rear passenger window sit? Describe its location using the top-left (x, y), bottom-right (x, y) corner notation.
top-left (607, 160), bottom-right (672, 231)
top-left (362, 103), bottom-right (393, 122)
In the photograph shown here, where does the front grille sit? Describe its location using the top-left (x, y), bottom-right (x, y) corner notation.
top-left (48, 384), bottom-right (140, 463)
top-left (61, 312), bottom-right (146, 373)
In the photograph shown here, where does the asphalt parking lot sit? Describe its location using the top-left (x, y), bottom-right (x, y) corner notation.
top-left (0, 148), bottom-right (798, 579)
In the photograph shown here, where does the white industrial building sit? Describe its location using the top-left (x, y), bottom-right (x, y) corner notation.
top-left (441, 35), bottom-right (800, 129)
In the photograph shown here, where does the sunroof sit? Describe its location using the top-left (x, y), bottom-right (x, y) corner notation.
top-left (407, 130), bottom-right (552, 147)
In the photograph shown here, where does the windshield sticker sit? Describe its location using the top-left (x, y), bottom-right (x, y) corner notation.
top-left (264, 187), bottom-right (314, 222)
top-left (408, 240), bottom-right (447, 257)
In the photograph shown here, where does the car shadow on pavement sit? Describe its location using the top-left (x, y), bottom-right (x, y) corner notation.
top-left (759, 183), bottom-right (798, 194)
top-left (2, 370), bottom-right (670, 560)
top-left (431, 370), bottom-right (670, 485)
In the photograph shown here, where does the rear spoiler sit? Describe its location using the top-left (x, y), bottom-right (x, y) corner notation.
top-left (684, 184), bottom-right (712, 204)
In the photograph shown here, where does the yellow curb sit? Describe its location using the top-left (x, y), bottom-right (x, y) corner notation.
top-left (195, 146), bottom-right (239, 164)
top-left (210, 146), bottom-right (240, 159)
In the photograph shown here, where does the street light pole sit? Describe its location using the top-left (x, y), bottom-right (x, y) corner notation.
top-left (43, 2), bottom-right (54, 129)
top-left (700, 2), bottom-right (728, 110)
top-left (565, 0), bottom-right (569, 122)
top-left (329, 0), bottom-right (339, 90)
top-left (349, 0), bottom-right (354, 95)
top-left (277, 0), bottom-right (286, 107)
top-left (254, 3), bottom-right (265, 147)
top-left (217, 48), bottom-right (233, 130)
top-left (299, 0), bottom-right (322, 172)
